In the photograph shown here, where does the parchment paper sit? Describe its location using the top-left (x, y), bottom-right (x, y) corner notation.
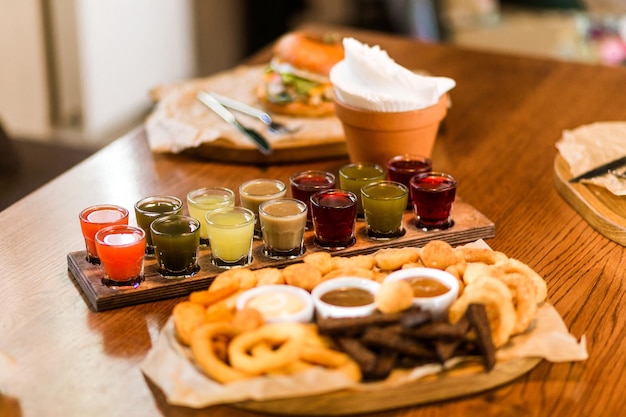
top-left (556, 121), bottom-right (626, 195)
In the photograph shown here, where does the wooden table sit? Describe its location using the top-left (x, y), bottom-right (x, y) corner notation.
top-left (2, 24), bottom-right (626, 417)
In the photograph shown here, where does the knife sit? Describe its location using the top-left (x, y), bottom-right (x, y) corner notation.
top-left (568, 155), bottom-right (626, 183)
top-left (196, 91), bottom-right (272, 155)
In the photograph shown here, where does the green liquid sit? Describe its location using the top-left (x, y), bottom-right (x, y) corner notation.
top-left (361, 182), bottom-right (408, 236)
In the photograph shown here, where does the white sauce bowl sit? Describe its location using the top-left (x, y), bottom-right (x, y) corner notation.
top-left (236, 284), bottom-right (314, 323)
top-left (311, 277), bottom-right (381, 319)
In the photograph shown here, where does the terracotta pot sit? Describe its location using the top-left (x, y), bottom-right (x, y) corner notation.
top-left (334, 94), bottom-right (448, 166)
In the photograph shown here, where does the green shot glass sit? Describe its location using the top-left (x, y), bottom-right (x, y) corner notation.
top-left (361, 181), bottom-right (409, 239)
top-left (134, 195), bottom-right (183, 255)
top-left (338, 163), bottom-right (385, 217)
top-left (150, 215), bottom-right (201, 278)
top-left (205, 206), bottom-right (255, 269)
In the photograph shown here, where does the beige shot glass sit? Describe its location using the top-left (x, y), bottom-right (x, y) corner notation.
top-left (259, 198), bottom-right (308, 259)
top-left (239, 179), bottom-right (287, 237)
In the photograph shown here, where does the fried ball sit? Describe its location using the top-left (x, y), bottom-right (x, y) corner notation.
top-left (421, 240), bottom-right (459, 270)
top-left (375, 280), bottom-right (414, 314)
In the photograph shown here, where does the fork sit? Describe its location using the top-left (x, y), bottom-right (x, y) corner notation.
top-left (210, 92), bottom-right (299, 135)
top-left (609, 168), bottom-right (626, 180)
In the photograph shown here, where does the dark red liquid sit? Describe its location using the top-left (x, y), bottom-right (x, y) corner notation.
top-left (410, 176), bottom-right (456, 229)
top-left (310, 190), bottom-right (357, 248)
top-left (388, 159), bottom-right (432, 186)
top-left (387, 156), bottom-right (432, 209)
top-left (290, 173), bottom-right (335, 221)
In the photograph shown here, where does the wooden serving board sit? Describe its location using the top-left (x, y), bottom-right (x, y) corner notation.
top-left (67, 198), bottom-right (495, 311)
top-left (553, 154), bottom-right (626, 246)
top-left (232, 357), bottom-right (541, 415)
top-left (181, 136), bottom-right (347, 165)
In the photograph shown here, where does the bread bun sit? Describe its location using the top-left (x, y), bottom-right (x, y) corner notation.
top-left (273, 32), bottom-right (344, 77)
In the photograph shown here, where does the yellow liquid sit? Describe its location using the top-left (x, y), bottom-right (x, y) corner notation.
top-left (187, 195), bottom-right (234, 239)
top-left (206, 211), bottom-right (254, 262)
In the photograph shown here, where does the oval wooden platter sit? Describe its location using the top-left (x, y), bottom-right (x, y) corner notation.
top-left (553, 154), bottom-right (626, 246)
top-left (232, 357), bottom-right (542, 415)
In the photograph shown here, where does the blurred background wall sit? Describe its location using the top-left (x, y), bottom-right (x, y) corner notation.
top-left (1, 0), bottom-right (624, 151)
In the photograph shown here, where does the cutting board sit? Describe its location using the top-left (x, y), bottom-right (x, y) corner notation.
top-left (67, 198), bottom-right (495, 311)
top-left (232, 356), bottom-right (541, 415)
top-left (553, 154), bottom-right (626, 246)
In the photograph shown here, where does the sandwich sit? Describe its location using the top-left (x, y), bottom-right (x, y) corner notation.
top-left (257, 32), bottom-right (344, 117)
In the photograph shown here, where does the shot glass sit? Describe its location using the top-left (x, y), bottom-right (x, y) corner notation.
top-left (187, 187), bottom-right (235, 246)
top-left (386, 154), bottom-right (432, 208)
top-left (361, 181), bottom-right (409, 239)
top-left (134, 195), bottom-right (183, 255)
top-left (79, 204), bottom-right (129, 264)
top-left (239, 179), bottom-right (286, 237)
top-left (338, 163), bottom-right (385, 216)
top-left (410, 172), bottom-right (457, 231)
top-left (95, 225), bottom-right (146, 288)
top-left (150, 215), bottom-right (201, 278)
top-left (310, 189), bottom-right (358, 250)
top-left (289, 170), bottom-right (335, 223)
top-left (259, 198), bottom-right (308, 259)
top-left (205, 206), bottom-right (255, 268)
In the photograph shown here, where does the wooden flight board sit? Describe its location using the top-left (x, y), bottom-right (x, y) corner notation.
top-left (67, 198), bottom-right (495, 311)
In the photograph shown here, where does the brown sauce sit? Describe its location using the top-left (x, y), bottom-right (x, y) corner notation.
top-left (408, 277), bottom-right (450, 297)
top-left (320, 287), bottom-right (374, 307)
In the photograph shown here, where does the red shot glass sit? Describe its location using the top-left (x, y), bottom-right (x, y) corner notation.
top-left (289, 170), bottom-right (336, 223)
top-left (410, 172), bottom-right (457, 231)
top-left (310, 189), bottom-right (357, 250)
top-left (386, 154), bottom-right (432, 208)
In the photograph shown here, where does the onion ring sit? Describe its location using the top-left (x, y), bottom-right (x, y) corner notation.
top-left (228, 323), bottom-right (307, 375)
top-left (190, 322), bottom-right (252, 384)
top-left (448, 277), bottom-right (516, 348)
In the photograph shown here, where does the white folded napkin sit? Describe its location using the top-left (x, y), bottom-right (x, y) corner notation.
top-left (330, 38), bottom-right (456, 112)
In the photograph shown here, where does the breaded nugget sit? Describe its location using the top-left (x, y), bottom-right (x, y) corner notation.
top-left (254, 267), bottom-right (285, 286)
top-left (331, 254), bottom-right (375, 271)
top-left (302, 252), bottom-right (334, 275)
top-left (374, 247), bottom-right (420, 271)
top-left (173, 301), bottom-right (207, 346)
top-left (323, 267), bottom-right (376, 281)
top-left (282, 263), bottom-right (323, 291)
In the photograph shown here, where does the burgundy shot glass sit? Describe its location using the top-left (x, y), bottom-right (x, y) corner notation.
top-left (410, 172), bottom-right (457, 231)
top-left (386, 154), bottom-right (432, 209)
top-left (289, 170), bottom-right (336, 223)
top-left (310, 189), bottom-right (357, 250)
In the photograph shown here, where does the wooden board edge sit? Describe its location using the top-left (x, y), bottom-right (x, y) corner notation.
top-left (553, 154), bottom-right (626, 246)
top-left (181, 138), bottom-right (348, 165)
top-left (232, 357), bottom-right (542, 415)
